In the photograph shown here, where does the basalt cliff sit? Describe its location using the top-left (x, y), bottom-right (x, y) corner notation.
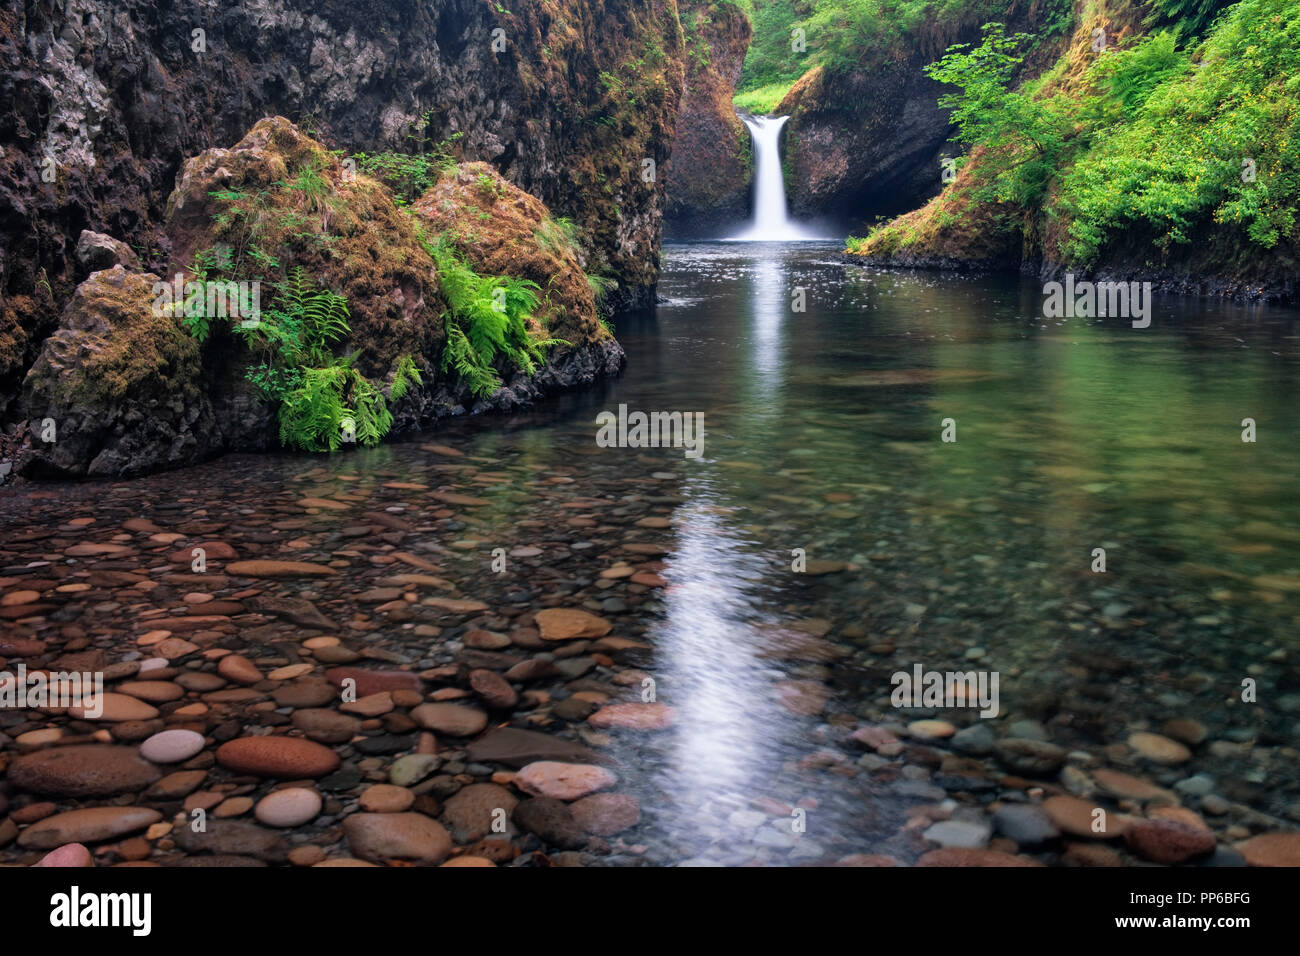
top-left (0, 0), bottom-right (687, 477)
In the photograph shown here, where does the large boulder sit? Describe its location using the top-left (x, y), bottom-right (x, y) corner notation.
top-left (411, 162), bottom-right (624, 412)
top-left (165, 116), bottom-right (444, 381)
top-left (17, 265), bottom-right (215, 477)
top-left (75, 231), bottom-right (140, 275)
top-left (413, 162), bottom-right (604, 349)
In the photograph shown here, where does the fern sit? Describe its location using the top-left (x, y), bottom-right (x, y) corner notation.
top-left (278, 364), bottom-right (354, 452)
top-left (423, 235), bottom-right (559, 397)
top-left (390, 354), bottom-right (423, 401)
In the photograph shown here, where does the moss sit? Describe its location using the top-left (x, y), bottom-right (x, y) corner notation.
top-left (30, 267), bottom-right (202, 408)
top-left (411, 163), bottom-right (606, 349)
top-left (165, 117), bottom-right (444, 378)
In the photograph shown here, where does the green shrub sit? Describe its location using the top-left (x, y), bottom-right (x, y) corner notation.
top-left (924, 23), bottom-right (1078, 207)
top-left (1059, 0), bottom-right (1300, 263)
top-left (184, 265), bottom-right (421, 452)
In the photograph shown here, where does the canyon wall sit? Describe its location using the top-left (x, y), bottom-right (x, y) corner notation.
top-left (0, 0), bottom-right (685, 417)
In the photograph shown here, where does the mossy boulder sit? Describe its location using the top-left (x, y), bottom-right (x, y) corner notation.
top-left (410, 162), bottom-right (624, 414)
top-left (412, 162), bottom-right (606, 349)
top-left (18, 266), bottom-right (216, 477)
top-left (164, 116), bottom-right (444, 381)
top-left (12, 118), bottom-right (626, 478)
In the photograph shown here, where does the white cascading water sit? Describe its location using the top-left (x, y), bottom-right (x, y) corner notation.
top-left (727, 114), bottom-right (816, 241)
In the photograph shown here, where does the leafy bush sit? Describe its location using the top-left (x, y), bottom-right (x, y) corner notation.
top-left (1059, 0), bottom-right (1300, 263)
top-left (1090, 31), bottom-right (1189, 118)
top-left (924, 23), bottom-right (1078, 207)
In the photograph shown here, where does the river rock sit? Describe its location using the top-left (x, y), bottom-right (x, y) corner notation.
top-left (33, 843), bottom-right (95, 867)
top-left (515, 761), bottom-right (617, 800)
top-left (570, 793), bottom-right (640, 835)
top-left (441, 783), bottom-right (519, 842)
top-left (1092, 769), bottom-right (1177, 803)
top-left (216, 736), bottom-right (341, 778)
top-left (8, 745), bottom-right (161, 796)
top-left (1043, 795), bottom-right (1128, 839)
top-left (343, 812), bottom-right (452, 865)
top-left (114, 680), bottom-right (184, 703)
top-left (324, 667), bottom-right (421, 697)
top-left (1128, 732), bottom-right (1192, 765)
top-left (217, 654), bottom-right (263, 685)
top-left (923, 819), bottom-right (992, 849)
top-left (254, 788), bottom-right (323, 827)
top-left (1124, 817), bottom-right (1216, 863)
top-left (535, 608), bottom-right (612, 640)
top-left (139, 729), bottom-right (206, 763)
top-left (273, 679), bottom-right (338, 708)
top-left (166, 541), bottom-right (237, 563)
top-left (359, 784), bottom-right (415, 813)
top-left (291, 709), bottom-right (361, 744)
top-left (390, 754), bottom-right (441, 787)
top-left (1234, 832), bottom-right (1300, 866)
top-left (410, 702), bottom-right (488, 736)
top-left (588, 702), bottom-right (675, 730)
top-left (68, 692), bottom-right (159, 722)
top-left (992, 804), bottom-right (1060, 845)
top-left (18, 807), bottom-right (162, 849)
top-left (174, 820), bottom-right (288, 862)
top-left (469, 669), bottom-right (518, 709)
top-left (995, 739), bottom-right (1066, 776)
top-left (465, 727), bottom-right (605, 767)
top-left (513, 797), bottom-right (586, 849)
top-left (225, 560), bottom-right (337, 578)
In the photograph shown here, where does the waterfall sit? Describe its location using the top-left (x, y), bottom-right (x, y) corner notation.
top-left (727, 114), bottom-right (816, 241)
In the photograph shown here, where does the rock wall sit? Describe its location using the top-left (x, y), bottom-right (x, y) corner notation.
top-left (0, 0), bottom-right (683, 415)
top-left (778, 3), bottom-right (1043, 230)
top-left (662, 0), bottom-right (752, 237)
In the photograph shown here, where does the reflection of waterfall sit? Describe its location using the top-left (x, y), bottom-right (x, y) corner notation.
top-left (656, 489), bottom-right (788, 841)
top-left (727, 115), bottom-right (817, 241)
top-left (750, 253), bottom-right (785, 400)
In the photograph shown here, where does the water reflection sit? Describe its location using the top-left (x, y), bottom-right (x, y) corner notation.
top-left (655, 486), bottom-right (786, 843)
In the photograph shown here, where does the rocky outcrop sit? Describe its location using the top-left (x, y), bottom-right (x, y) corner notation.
top-left (409, 161), bottom-right (625, 422)
top-left (164, 116), bottom-right (445, 381)
top-left (413, 162), bottom-right (606, 348)
top-left (0, 0), bottom-right (683, 417)
top-left (14, 119), bottom-right (623, 478)
top-left (781, 62), bottom-right (954, 224)
top-left (777, 5), bottom-right (1047, 229)
top-left (17, 265), bottom-right (246, 478)
top-left (663, 0), bottom-right (753, 237)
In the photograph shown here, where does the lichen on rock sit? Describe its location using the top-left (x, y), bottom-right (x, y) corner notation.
top-left (19, 265), bottom-right (214, 477)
